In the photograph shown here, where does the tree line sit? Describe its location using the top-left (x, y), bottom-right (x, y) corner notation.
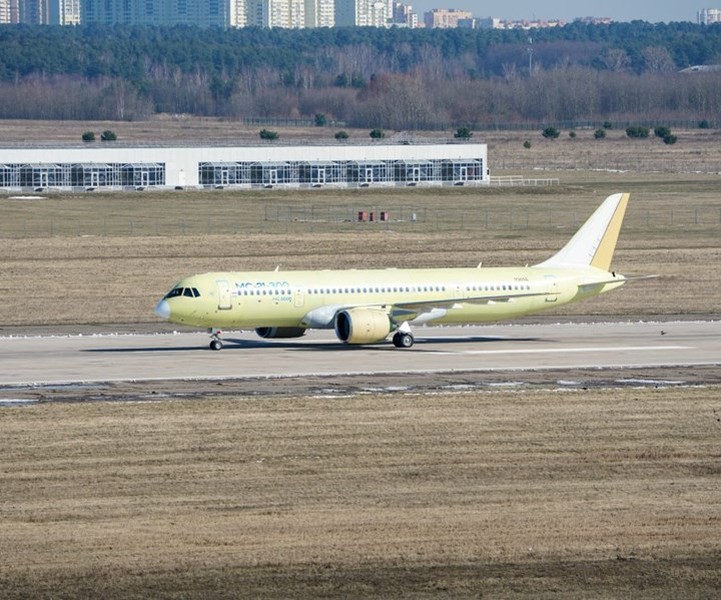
top-left (0, 22), bottom-right (720, 126)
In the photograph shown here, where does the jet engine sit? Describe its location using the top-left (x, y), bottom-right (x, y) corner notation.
top-left (334, 308), bottom-right (392, 344)
top-left (255, 327), bottom-right (307, 339)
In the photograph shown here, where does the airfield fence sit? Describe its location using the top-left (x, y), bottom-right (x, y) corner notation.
top-left (1, 204), bottom-right (720, 239)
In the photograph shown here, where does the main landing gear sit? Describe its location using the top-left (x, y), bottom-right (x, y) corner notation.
top-left (391, 321), bottom-right (415, 348)
top-left (209, 328), bottom-right (223, 351)
top-left (392, 331), bottom-right (414, 348)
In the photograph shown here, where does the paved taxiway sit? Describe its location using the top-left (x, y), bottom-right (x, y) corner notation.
top-left (1, 320), bottom-right (719, 387)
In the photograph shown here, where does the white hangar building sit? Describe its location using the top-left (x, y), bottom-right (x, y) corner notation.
top-left (0, 142), bottom-right (488, 191)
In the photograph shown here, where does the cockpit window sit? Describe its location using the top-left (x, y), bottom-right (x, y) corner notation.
top-left (165, 287), bottom-right (201, 299)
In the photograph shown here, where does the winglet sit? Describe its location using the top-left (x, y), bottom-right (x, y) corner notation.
top-left (536, 193), bottom-right (630, 271)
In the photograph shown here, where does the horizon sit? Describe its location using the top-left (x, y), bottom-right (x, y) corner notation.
top-left (408, 1), bottom-right (697, 24)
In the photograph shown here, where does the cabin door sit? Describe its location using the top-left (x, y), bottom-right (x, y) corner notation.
top-left (293, 288), bottom-right (305, 308)
top-left (217, 280), bottom-right (232, 310)
top-left (544, 275), bottom-right (559, 303)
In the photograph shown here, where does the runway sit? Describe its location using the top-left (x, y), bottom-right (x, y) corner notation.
top-left (1, 320), bottom-right (719, 387)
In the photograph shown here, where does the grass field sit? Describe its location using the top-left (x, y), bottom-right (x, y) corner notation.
top-left (1, 119), bottom-right (720, 598)
top-left (1, 387), bottom-right (720, 598)
top-left (1, 171), bottom-right (720, 327)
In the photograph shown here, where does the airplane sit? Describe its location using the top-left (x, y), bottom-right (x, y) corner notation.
top-left (155, 192), bottom-right (639, 351)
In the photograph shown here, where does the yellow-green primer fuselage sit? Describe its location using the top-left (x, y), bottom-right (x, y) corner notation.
top-left (164, 265), bottom-right (622, 329)
top-left (155, 193), bottom-right (632, 349)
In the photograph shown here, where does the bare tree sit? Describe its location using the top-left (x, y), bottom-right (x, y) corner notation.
top-left (641, 46), bottom-right (676, 73)
top-left (603, 48), bottom-right (631, 72)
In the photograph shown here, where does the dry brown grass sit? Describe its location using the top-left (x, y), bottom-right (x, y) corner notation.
top-left (1, 387), bottom-right (720, 598)
top-left (1, 117), bottom-right (720, 177)
top-left (1, 171), bottom-right (720, 327)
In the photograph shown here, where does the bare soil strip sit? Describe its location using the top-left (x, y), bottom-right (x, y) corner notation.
top-left (1, 365), bottom-right (721, 405)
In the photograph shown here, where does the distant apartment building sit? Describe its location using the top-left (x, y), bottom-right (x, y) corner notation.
top-left (390, 1), bottom-right (417, 27)
top-left (245, 0), bottom-right (338, 28)
top-left (231, 0), bottom-right (248, 26)
top-left (698, 8), bottom-right (721, 24)
top-left (574, 16), bottom-right (612, 25)
top-left (82, 0), bottom-right (236, 27)
top-left (459, 15), bottom-right (571, 30)
top-left (423, 8), bottom-right (471, 29)
top-left (0, 0), bottom-right (14, 23)
top-left (474, 17), bottom-right (501, 28)
top-left (50, 0), bottom-right (80, 24)
top-left (17, 0), bottom-right (50, 23)
top-left (305, 0), bottom-right (334, 27)
top-left (246, 0), bottom-right (305, 27)
top-left (335, 0), bottom-right (388, 27)
top-left (495, 18), bottom-right (566, 30)
top-left (81, 0), bottom-right (337, 27)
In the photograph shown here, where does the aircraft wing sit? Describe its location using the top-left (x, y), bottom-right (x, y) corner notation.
top-left (388, 290), bottom-right (550, 321)
top-left (301, 290), bottom-right (549, 328)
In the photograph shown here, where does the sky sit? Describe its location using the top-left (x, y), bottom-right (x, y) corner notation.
top-left (409, 1), bottom-right (696, 23)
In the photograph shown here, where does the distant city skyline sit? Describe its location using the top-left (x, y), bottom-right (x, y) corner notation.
top-left (410, 1), bottom-right (696, 23)
top-left (0, 0), bottom-right (705, 26)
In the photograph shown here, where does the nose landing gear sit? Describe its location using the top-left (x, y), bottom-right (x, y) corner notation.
top-left (209, 329), bottom-right (223, 351)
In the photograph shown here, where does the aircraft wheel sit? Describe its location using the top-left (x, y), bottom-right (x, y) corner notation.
top-left (209, 339), bottom-right (223, 351)
top-left (393, 332), bottom-right (414, 348)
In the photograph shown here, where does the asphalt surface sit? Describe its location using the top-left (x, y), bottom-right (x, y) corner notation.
top-left (1, 321), bottom-right (719, 401)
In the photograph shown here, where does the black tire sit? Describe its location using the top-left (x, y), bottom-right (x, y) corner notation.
top-left (394, 333), bottom-right (414, 348)
top-left (209, 339), bottom-right (223, 351)
top-left (400, 333), bottom-right (414, 348)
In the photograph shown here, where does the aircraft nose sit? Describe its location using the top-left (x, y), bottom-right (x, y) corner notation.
top-left (154, 299), bottom-right (171, 320)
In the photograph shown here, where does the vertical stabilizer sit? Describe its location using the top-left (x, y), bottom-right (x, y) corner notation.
top-left (536, 193), bottom-right (630, 270)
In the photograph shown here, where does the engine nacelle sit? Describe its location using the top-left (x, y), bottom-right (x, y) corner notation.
top-left (255, 327), bottom-right (307, 339)
top-left (334, 308), bottom-right (391, 344)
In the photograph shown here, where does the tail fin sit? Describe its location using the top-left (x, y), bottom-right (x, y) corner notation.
top-left (536, 193), bottom-right (630, 270)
